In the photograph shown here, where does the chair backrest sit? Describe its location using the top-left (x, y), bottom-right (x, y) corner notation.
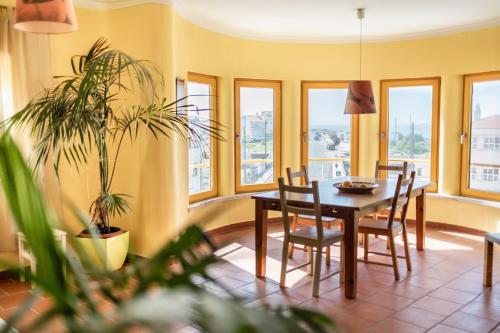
top-left (286, 166), bottom-right (310, 185)
top-left (387, 171), bottom-right (416, 228)
top-left (278, 177), bottom-right (323, 239)
top-left (374, 160), bottom-right (408, 179)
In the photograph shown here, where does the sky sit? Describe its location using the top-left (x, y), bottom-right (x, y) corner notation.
top-left (240, 87), bottom-right (274, 116)
top-left (388, 86), bottom-right (432, 126)
top-left (472, 80), bottom-right (500, 118)
top-left (308, 88), bottom-right (349, 127)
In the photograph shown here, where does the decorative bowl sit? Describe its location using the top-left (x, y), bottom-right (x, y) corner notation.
top-left (333, 181), bottom-right (379, 194)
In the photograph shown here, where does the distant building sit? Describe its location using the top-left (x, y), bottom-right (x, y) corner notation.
top-left (469, 114), bottom-right (500, 191)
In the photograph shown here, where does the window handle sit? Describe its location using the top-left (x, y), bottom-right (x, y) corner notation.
top-left (460, 133), bottom-right (467, 144)
top-left (235, 133), bottom-right (240, 139)
top-left (303, 132), bottom-right (307, 143)
top-left (379, 132), bottom-right (385, 140)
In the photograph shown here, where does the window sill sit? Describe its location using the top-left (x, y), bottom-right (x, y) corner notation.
top-left (428, 193), bottom-right (500, 209)
top-left (188, 192), bottom-right (260, 211)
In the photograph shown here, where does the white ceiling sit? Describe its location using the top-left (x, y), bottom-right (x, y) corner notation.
top-left (167, 0), bottom-right (500, 43)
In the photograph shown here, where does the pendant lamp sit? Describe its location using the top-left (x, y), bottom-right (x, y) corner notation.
top-left (345, 8), bottom-right (376, 115)
top-left (14, 0), bottom-right (78, 34)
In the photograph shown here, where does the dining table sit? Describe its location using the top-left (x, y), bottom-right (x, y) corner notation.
top-left (251, 176), bottom-right (432, 299)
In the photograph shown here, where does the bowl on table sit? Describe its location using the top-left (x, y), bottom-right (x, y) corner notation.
top-left (333, 181), bottom-right (379, 194)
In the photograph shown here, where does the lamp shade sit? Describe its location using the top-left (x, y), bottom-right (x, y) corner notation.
top-left (14, 0), bottom-right (78, 34)
top-left (344, 80), bottom-right (376, 114)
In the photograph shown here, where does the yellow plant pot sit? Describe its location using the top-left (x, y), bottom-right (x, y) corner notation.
top-left (75, 230), bottom-right (129, 271)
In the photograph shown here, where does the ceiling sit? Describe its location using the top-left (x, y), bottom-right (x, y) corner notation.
top-left (167, 0), bottom-right (500, 43)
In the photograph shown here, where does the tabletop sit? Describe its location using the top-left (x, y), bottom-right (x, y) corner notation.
top-left (251, 176), bottom-right (432, 211)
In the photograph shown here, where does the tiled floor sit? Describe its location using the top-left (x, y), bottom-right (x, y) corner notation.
top-left (1, 223), bottom-right (500, 332)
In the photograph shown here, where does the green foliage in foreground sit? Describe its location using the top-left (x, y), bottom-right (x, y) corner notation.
top-left (0, 134), bottom-right (338, 333)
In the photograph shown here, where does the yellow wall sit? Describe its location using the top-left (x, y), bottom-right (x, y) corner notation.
top-left (19, 3), bottom-right (500, 256)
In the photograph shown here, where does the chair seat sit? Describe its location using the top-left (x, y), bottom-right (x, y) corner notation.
top-left (297, 214), bottom-right (336, 222)
top-left (486, 232), bottom-right (500, 245)
top-left (290, 226), bottom-right (343, 245)
top-left (358, 218), bottom-right (403, 234)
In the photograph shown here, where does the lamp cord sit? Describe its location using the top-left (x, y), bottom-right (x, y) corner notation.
top-left (359, 15), bottom-right (363, 80)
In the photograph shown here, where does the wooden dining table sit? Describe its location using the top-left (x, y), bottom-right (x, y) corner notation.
top-left (251, 176), bottom-right (432, 299)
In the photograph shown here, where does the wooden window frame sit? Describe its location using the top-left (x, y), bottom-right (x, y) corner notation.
top-left (461, 71), bottom-right (500, 201)
top-left (300, 81), bottom-right (359, 177)
top-left (187, 72), bottom-right (218, 203)
top-left (379, 77), bottom-right (440, 192)
top-left (234, 78), bottom-right (282, 193)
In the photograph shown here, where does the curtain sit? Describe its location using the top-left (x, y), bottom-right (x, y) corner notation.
top-left (0, 7), bottom-right (52, 251)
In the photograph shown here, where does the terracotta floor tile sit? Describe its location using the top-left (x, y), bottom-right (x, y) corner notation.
top-left (319, 288), bottom-right (357, 309)
top-left (363, 292), bottom-right (413, 311)
top-left (343, 301), bottom-right (394, 322)
top-left (383, 282), bottom-right (431, 300)
top-left (368, 318), bottom-right (426, 333)
top-left (392, 306), bottom-right (446, 329)
top-left (460, 300), bottom-right (500, 321)
top-left (442, 311), bottom-right (498, 333)
top-left (300, 297), bottom-right (345, 317)
top-left (444, 277), bottom-right (487, 294)
top-left (0, 291), bottom-right (35, 310)
top-left (407, 275), bottom-right (447, 290)
top-left (411, 296), bottom-right (463, 316)
top-left (0, 279), bottom-right (31, 295)
top-left (427, 324), bottom-right (470, 333)
top-left (428, 287), bottom-right (478, 305)
top-left (333, 311), bottom-right (374, 333)
top-left (240, 279), bottom-right (281, 297)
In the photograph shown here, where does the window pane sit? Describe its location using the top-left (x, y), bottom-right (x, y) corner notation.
top-left (188, 82), bottom-right (212, 195)
top-left (239, 87), bottom-right (274, 186)
top-left (387, 86), bottom-right (433, 178)
top-left (468, 80), bottom-right (500, 193)
top-left (307, 88), bottom-right (351, 180)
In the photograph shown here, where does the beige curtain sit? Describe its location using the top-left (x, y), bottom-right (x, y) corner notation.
top-left (0, 7), bottom-right (52, 251)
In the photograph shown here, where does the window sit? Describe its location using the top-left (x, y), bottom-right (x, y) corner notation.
top-left (462, 71), bottom-right (500, 200)
top-left (380, 78), bottom-right (440, 192)
top-left (234, 79), bottom-right (281, 192)
top-left (301, 81), bottom-right (359, 180)
top-left (187, 72), bottom-right (217, 202)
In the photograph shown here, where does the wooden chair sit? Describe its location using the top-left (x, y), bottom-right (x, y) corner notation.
top-left (278, 177), bottom-right (344, 297)
top-left (484, 232), bottom-right (500, 287)
top-left (358, 171), bottom-right (416, 280)
top-left (372, 160), bottom-right (409, 247)
top-left (286, 166), bottom-right (337, 265)
top-left (374, 160), bottom-right (408, 179)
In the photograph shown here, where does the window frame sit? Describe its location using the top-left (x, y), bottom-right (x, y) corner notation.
top-left (187, 72), bottom-right (218, 203)
top-left (461, 71), bottom-right (500, 201)
top-left (300, 81), bottom-right (359, 177)
top-left (234, 78), bottom-right (282, 193)
top-left (379, 77), bottom-right (440, 192)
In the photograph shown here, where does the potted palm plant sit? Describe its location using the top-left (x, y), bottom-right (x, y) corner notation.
top-left (3, 38), bottom-right (218, 271)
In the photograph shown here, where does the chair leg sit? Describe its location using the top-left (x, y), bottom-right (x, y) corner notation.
top-left (363, 233), bottom-right (369, 260)
top-left (386, 236), bottom-right (391, 250)
top-left (307, 246), bottom-right (313, 276)
top-left (326, 222), bottom-right (331, 266)
top-left (484, 239), bottom-right (494, 287)
top-left (312, 245), bottom-right (323, 297)
top-left (288, 216), bottom-right (298, 259)
top-left (280, 238), bottom-right (290, 288)
top-left (388, 232), bottom-right (400, 280)
top-left (340, 241), bottom-right (345, 284)
top-left (402, 223), bottom-right (412, 272)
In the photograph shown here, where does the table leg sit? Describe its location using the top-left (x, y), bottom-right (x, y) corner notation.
top-left (416, 189), bottom-right (426, 251)
top-left (344, 210), bottom-right (359, 299)
top-left (255, 199), bottom-right (268, 277)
